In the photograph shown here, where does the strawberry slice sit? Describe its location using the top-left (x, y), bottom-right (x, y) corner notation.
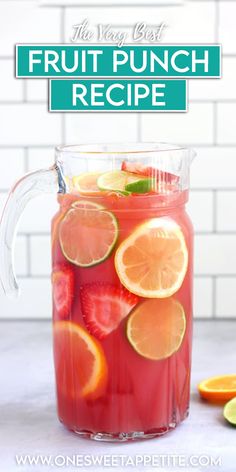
top-left (121, 161), bottom-right (179, 185)
top-left (52, 266), bottom-right (74, 319)
top-left (80, 283), bottom-right (139, 339)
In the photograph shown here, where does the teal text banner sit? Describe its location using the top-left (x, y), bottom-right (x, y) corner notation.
top-left (49, 79), bottom-right (187, 111)
top-left (17, 45), bottom-right (221, 78)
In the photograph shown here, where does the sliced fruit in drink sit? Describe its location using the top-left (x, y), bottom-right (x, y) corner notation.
top-left (52, 265), bottom-right (74, 319)
top-left (115, 217), bottom-right (188, 298)
top-left (126, 298), bottom-right (186, 360)
top-left (59, 200), bottom-right (118, 267)
top-left (224, 397), bottom-right (236, 426)
top-left (81, 282), bottom-right (139, 339)
top-left (51, 211), bottom-right (64, 249)
top-left (54, 321), bottom-right (108, 400)
top-left (97, 171), bottom-right (148, 195)
top-left (72, 172), bottom-right (103, 196)
top-left (57, 194), bottom-right (79, 209)
top-left (125, 178), bottom-right (155, 194)
top-left (121, 161), bottom-right (179, 185)
top-left (198, 374), bottom-right (236, 402)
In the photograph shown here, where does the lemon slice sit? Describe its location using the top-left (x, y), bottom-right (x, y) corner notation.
top-left (115, 218), bottom-right (188, 298)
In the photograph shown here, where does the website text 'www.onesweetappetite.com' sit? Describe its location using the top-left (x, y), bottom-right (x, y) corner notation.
top-left (15, 453), bottom-right (222, 468)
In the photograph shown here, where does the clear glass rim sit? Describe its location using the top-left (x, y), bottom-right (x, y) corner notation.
top-left (55, 142), bottom-right (188, 156)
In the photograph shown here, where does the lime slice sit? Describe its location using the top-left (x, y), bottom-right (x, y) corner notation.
top-left (125, 178), bottom-right (154, 194)
top-left (224, 397), bottom-right (236, 426)
top-left (97, 171), bottom-right (146, 195)
top-left (59, 200), bottom-right (118, 267)
top-left (126, 298), bottom-right (186, 360)
top-left (72, 172), bottom-right (103, 196)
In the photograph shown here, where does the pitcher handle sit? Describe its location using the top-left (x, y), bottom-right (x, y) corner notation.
top-left (0, 165), bottom-right (59, 297)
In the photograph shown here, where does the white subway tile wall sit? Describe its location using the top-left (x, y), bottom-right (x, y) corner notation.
top-left (217, 103), bottom-right (236, 145)
top-left (141, 104), bottom-right (214, 144)
top-left (0, 59), bottom-right (23, 102)
top-left (65, 113), bottom-right (139, 143)
top-left (216, 278), bottom-right (236, 318)
top-left (30, 236), bottom-right (52, 276)
top-left (0, 104), bottom-right (62, 145)
top-left (219, 1), bottom-right (236, 54)
top-left (0, 0), bottom-right (235, 319)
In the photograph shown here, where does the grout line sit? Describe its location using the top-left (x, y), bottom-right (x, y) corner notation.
top-left (195, 274), bottom-right (236, 279)
top-left (18, 274), bottom-right (50, 279)
top-left (137, 114), bottom-right (142, 141)
top-left (0, 56), bottom-right (13, 59)
top-left (212, 276), bottom-right (217, 318)
top-left (25, 234), bottom-right (31, 277)
top-left (194, 275), bottom-right (213, 279)
top-left (22, 80), bottom-right (27, 103)
top-left (60, 6), bottom-right (66, 42)
top-left (214, 0), bottom-right (219, 44)
top-left (0, 319), bottom-right (53, 322)
top-left (3, 144), bottom-right (236, 150)
top-left (189, 99), bottom-right (232, 103)
top-left (0, 100), bottom-right (47, 105)
top-left (19, 232), bottom-right (51, 236)
top-left (61, 114), bottom-right (66, 144)
top-left (42, 3), bottom-right (183, 8)
top-left (23, 147), bottom-right (29, 173)
top-left (195, 231), bottom-right (236, 235)
top-left (0, 145), bottom-right (55, 149)
top-left (191, 188), bottom-right (236, 192)
top-left (213, 102), bottom-right (217, 146)
top-left (212, 189), bottom-right (217, 232)
top-left (179, 144), bottom-right (236, 148)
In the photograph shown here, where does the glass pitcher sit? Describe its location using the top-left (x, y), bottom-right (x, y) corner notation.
top-left (0, 143), bottom-right (195, 441)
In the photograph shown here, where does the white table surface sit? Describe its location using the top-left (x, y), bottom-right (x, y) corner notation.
top-left (0, 320), bottom-right (235, 472)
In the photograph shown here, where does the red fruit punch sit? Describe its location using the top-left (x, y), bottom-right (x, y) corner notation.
top-left (80, 282), bottom-right (139, 339)
top-left (52, 266), bottom-right (74, 319)
top-left (121, 161), bottom-right (179, 184)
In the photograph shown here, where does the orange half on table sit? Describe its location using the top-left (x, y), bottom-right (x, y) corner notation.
top-left (198, 374), bottom-right (236, 402)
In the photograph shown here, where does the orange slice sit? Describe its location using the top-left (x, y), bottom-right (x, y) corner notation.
top-left (115, 218), bottom-right (188, 298)
top-left (54, 321), bottom-right (108, 400)
top-left (59, 200), bottom-right (118, 267)
top-left (198, 374), bottom-right (236, 402)
top-left (72, 172), bottom-right (103, 196)
top-left (127, 298), bottom-right (186, 360)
